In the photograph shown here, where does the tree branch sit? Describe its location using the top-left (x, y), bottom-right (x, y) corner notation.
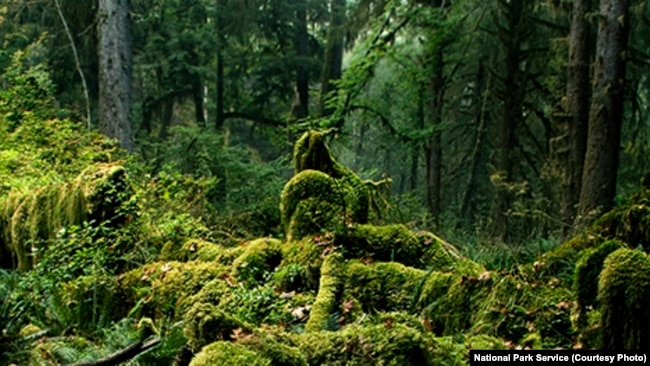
top-left (69, 337), bottom-right (161, 366)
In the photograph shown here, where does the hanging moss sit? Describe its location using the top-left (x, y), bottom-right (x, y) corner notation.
top-left (231, 238), bottom-right (283, 282)
top-left (190, 341), bottom-right (271, 366)
top-left (598, 248), bottom-right (650, 349)
top-left (183, 302), bottom-right (247, 351)
top-left (306, 252), bottom-right (346, 332)
top-left (344, 261), bottom-right (425, 313)
top-left (0, 163), bottom-right (130, 270)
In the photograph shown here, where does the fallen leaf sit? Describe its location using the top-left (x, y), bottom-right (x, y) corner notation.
top-left (343, 299), bottom-right (354, 314)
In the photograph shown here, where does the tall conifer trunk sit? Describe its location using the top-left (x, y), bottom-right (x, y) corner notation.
top-left (98, 0), bottom-right (133, 152)
top-left (577, 0), bottom-right (630, 228)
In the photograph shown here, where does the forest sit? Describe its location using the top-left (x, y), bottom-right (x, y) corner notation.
top-left (1, 0), bottom-right (650, 364)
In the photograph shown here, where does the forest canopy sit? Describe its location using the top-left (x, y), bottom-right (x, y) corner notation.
top-left (2, 0), bottom-right (650, 364)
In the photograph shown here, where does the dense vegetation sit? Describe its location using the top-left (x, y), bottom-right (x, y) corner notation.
top-left (2, 0), bottom-right (650, 364)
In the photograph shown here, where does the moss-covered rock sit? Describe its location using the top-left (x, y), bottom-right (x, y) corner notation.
top-left (306, 252), bottom-right (346, 332)
top-left (598, 248), bottom-right (650, 349)
top-left (190, 341), bottom-right (271, 366)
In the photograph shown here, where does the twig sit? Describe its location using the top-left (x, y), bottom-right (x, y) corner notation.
top-left (53, 0), bottom-right (92, 130)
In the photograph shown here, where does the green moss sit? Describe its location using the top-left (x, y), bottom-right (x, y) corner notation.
top-left (0, 163), bottom-right (129, 270)
top-left (232, 238), bottom-right (283, 282)
top-left (299, 323), bottom-right (434, 365)
top-left (335, 224), bottom-right (453, 269)
top-left (160, 238), bottom-right (225, 262)
top-left (272, 262), bottom-right (309, 292)
top-left (183, 302), bottom-right (247, 351)
top-left (598, 248), bottom-right (650, 349)
top-left (280, 170), bottom-right (344, 241)
top-left (306, 252), bottom-right (346, 332)
top-left (591, 191), bottom-right (650, 248)
top-left (536, 234), bottom-right (602, 282)
top-left (239, 326), bottom-right (308, 366)
top-left (465, 334), bottom-right (506, 350)
top-left (190, 341), bottom-right (271, 366)
top-left (180, 278), bottom-right (232, 314)
top-left (345, 261), bottom-right (425, 313)
top-left (119, 260), bottom-right (229, 319)
top-left (281, 237), bottom-right (329, 289)
top-left (574, 240), bottom-right (624, 324)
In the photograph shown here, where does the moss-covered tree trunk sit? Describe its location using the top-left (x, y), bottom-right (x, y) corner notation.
top-left (576, 0), bottom-right (630, 229)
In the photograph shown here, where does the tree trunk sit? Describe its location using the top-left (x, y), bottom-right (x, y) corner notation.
top-left (426, 46), bottom-right (444, 228)
top-left (561, 0), bottom-right (592, 236)
top-left (491, 0), bottom-right (527, 241)
top-left (98, 0), bottom-right (133, 152)
top-left (319, 0), bottom-right (346, 117)
top-left (292, 0), bottom-right (309, 120)
top-left (215, 0), bottom-right (225, 130)
top-left (576, 0), bottom-right (630, 228)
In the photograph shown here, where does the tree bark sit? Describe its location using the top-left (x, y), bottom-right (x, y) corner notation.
top-left (98, 0), bottom-right (134, 152)
top-left (319, 0), bottom-right (346, 117)
top-left (561, 0), bottom-right (592, 235)
top-left (576, 0), bottom-right (630, 228)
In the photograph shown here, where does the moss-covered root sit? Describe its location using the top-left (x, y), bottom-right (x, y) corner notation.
top-left (306, 252), bottom-right (346, 332)
top-left (183, 302), bottom-right (247, 351)
top-left (190, 341), bottom-right (271, 366)
top-left (598, 248), bottom-right (650, 349)
top-left (335, 224), bottom-right (454, 269)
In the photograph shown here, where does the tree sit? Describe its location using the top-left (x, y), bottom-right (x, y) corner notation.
top-left (98, 0), bottom-right (134, 152)
top-left (576, 0), bottom-right (631, 228)
top-left (561, 0), bottom-right (592, 235)
top-left (319, 0), bottom-right (346, 116)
